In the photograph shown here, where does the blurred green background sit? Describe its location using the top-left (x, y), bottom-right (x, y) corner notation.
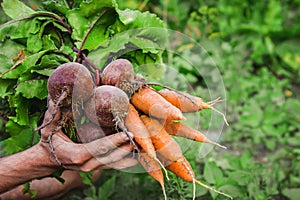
top-left (1, 0), bottom-right (300, 199)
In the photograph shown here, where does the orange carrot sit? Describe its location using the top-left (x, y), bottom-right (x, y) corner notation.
top-left (163, 121), bottom-right (227, 149)
top-left (158, 88), bottom-right (210, 112)
top-left (160, 156), bottom-right (233, 199)
top-left (125, 104), bottom-right (169, 178)
top-left (138, 151), bottom-right (167, 200)
top-left (125, 104), bottom-right (156, 158)
top-left (140, 115), bottom-right (183, 163)
top-left (131, 86), bottom-right (185, 121)
top-left (141, 115), bottom-right (197, 199)
top-left (141, 115), bottom-right (232, 199)
top-left (158, 88), bottom-right (228, 125)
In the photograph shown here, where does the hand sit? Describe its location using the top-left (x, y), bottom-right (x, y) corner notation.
top-left (39, 100), bottom-right (138, 171)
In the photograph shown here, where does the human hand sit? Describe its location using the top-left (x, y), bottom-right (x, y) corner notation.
top-left (39, 100), bottom-right (138, 171)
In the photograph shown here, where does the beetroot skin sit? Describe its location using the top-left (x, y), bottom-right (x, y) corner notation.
top-left (85, 85), bottom-right (129, 127)
top-left (101, 59), bottom-right (134, 86)
top-left (76, 122), bottom-right (115, 143)
top-left (48, 62), bottom-right (94, 107)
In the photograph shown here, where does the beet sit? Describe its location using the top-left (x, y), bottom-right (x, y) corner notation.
top-left (76, 122), bottom-right (115, 143)
top-left (48, 62), bottom-right (94, 107)
top-left (84, 85), bottom-right (129, 127)
top-left (101, 59), bottom-right (134, 86)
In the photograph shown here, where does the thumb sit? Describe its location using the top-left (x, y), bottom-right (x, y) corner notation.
top-left (40, 100), bottom-right (61, 137)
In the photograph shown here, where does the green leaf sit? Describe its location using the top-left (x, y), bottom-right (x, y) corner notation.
top-left (27, 20), bottom-right (59, 53)
top-left (239, 102), bottom-right (263, 128)
top-left (240, 151), bottom-right (254, 169)
top-left (67, 7), bottom-right (116, 51)
top-left (129, 28), bottom-right (167, 54)
top-left (27, 33), bottom-right (43, 53)
top-left (0, 79), bottom-right (14, 98)
top-left (282, 188), bottom-right (300, 200)
top-left (203, 161), bottom-right (224, 184)
top-left (116, 9), bottom-right (163, 28)
top-left (1, 50), bottom-right (48, 79)
top-left (8, 94), bottom-right (29, 126)
top-left (218, 184), bottom-right (244, 198)
top-left (276, 39), bottom-right (300, 71)
top-left (16, 79), bottom-right (48, 100)
top-left (1, 0), bottom-right (35, 20)
top-left (112, 7), bottom-right (166, 52)
top-left (0, 40), bottom-right (25, 74)
top-left (22, 182), bottom-right (37, 198)
top-left (66, 10), bottom-right (90, 42)
top-left (87, 32), bottom-right (130, 67)
top-left (0, 19), bottom-right (34, 41)
top-left (51, 169), bottom-right (65, 184)
top-left (227, 170), bottom-right (252, 186)
top-left (82, 9), bottom-right (117, 50)
top-left (98, 176), bottom-right (116, 200)
top-left (2, 115), bottom-right (39, 154)
top-left (0, 39), bottom-right (25, 60)
top-left (79, 171), bottom-right (94, 187)
top-left (31, 68), bottom-right (54, 77)
top-left (42, 0), bottom-right (70, 15)
top-left (34, 53), bottom-right (70, 70)
top-left (264, 0), bottom-right (282, 32)
top-left (0, 54), bottom-right (14, 74)
top-left (79, 0), bottom-right (112, 18)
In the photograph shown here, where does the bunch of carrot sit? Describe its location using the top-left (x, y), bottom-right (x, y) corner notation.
top-left (99, 59), bottom-right (232, 200)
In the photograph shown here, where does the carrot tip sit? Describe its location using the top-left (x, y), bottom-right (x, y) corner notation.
top-left (160, 182), bottom-right (167, 200)
top-left (195, 179), bottom-right (233, 199)
top-left (203, 137), bottom-right (227, 150)
top-left (208, 106), bottom-right (229, 126)
top-left (211, 141), bottom-right (227, 150)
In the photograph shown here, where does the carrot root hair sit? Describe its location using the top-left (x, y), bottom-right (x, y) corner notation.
top-left (206, 97), bottom-right (223, 106)
top-left (160, 182), bottom-right (167, 200)
top-left (205, 97), bottom-right (229, 126)
top-left (207, 105), bottom-right (229, 126)
top-left (180, 158), bottom-right (196, 200)
top-left (154, 157), bottom-right (170, 181)
top-left (195, 179), bottom-right (233, 199)
top-left (207, 139), bottom-right (227, 149)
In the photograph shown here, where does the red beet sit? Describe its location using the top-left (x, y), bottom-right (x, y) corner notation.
top-left (76, 122), bottom-right (115, 143)
top-left (48, 62), bottom-right (94, 107)
top-left (84, 85), bottom-right (129, 127)
top-left (101, 59), bottom-right (135, 86)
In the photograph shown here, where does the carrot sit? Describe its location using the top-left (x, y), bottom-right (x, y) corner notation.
top-left (158, 88), bottom-right (210, 112)
top-left (161, 156), bottom-right (233, 199)
top-left (163, 121), bottom-right (227, 149)
top-left (125, 104), bottom-right (156, 158)
top-left (140, 115), bottom-right (197, 199)
top-left (125, 104), bottom-right (169, 179)
top-left (131, 86), bottom-right (185, 121)
top-left (158, 88), bottom-right (229, 125)
top-left (138, 151), bottom-right (167, 200)
top-left (141, 115), bottom-right (232, 199)
top-left (140, 115), bottom-right (183, 163)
